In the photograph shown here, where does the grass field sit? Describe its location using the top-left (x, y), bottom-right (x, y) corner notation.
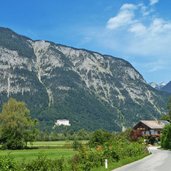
top-left (0, 148), bottom-right (76, 162)
top-left (0, 140), bottom-right (86, 162)
top-left (28, 140), bottom-right (87, 148)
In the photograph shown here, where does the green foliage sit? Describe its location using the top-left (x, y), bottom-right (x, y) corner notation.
top-left (23, 155), bottom-right (65, 171)
top-left (2, 155), bottom-right (68, 171)
top-left (161, 124), bottom-right (171, 149)
top-left (167, 97), bottom-right (171, 120)
top-left (102, 143), bottom-right (119, 162)
top-left (76, 129), bottom-right (91, 140)
top-left (0, 129), bottom-right (148, 171)
top-left (72, 139), bottom-right (82, 150)
top-left (69, 154), bottom-right (81, 171)
top-left (89, 129), bottom-right (112, 147)
top-left (160, 114), bottom-right (170, 121)
top-left (69, 129), bottom-right (148, 171)
top-left (108, 135), bottom-right (147, 160)
top-left (0, 98), bottom-right (38, 149)
top-left (0, 155), bottom-right (19, 171)
top-left (161, 96), bottom-right (171, 122)
top-left (0, 154), bottom-right (66, 171)
top-left (69, 145), bottom-right (103, 171)
top-left (36, 129), bottom-right (91, 141)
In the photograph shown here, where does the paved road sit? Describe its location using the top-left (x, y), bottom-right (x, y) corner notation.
top-left (112, 146), bottom-right (171, 171)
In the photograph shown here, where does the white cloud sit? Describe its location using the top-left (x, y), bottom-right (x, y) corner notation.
top-left (107, 3), bottom-right (137, 29)
top-left (150, 0), bottom-right (159, 6)
top-left (80, 0), bottom-right (170, 81)
top-left (124, 23), bottom-right (171, 57)
top-left (129, 23), bottom-right (147, 35)
top-left (120, 4), bottom-right (137, 11)
top-left (149, 18), bottom-right (171, 33)
top-left (104, 0), bottom-right (171, 75)
top-left (138, 3), bottom-right (153, 16)
top-left (105, 0), bottom-right (171, 54)
top-left (128, 18), bottom-right (171, 36)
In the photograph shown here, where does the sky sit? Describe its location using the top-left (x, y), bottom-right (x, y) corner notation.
top-left (0, 0), bottom-right (171, 83)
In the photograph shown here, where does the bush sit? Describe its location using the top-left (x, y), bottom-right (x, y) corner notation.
top-left (72, 139), bottom-right (82, 150)
top-left (161, 124), bottom-right (171, 149)
top-left (69, 145), bottom-right (102, 171)
top-left (0, 155), bottom-right (19, 171)
top-left (23, 154), bottom-right (66, 171)
top-left (69, 154), bottom-right (81, 171)
top-left (89, 129), bottom-right (112, 147)
top-left (102, 143), bottom-right (119, 162)
top-left (23, 155), bottom-right (50, 171)
top-left (53, 158), bottom-right (65, 171)
top-left (69, 129), bottom-right (148, 171)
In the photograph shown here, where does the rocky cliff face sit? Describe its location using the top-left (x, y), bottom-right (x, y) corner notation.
top-left (0, 27), bottom-right (169, 131)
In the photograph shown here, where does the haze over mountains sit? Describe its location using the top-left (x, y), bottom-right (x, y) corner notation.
top-left (0, 27), bottom-right (169, 131)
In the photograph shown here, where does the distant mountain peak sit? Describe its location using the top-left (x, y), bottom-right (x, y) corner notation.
top-left (149, 82), bottom-right (167, 90)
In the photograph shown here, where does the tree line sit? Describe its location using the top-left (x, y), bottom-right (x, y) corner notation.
top-left (0, 97), bottom-right (171, 150)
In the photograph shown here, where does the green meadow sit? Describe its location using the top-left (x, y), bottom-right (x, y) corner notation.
top-left (0, 141), bottom-right (83, 162)
top-left (0, 148), bottom-right (75, 162)
top-left (28, 140), bottom-right (87, 148)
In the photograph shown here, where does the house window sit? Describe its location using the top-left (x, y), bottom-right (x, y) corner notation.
top-left (150, 130), bottom-right (155, 135)
top-left (145, 131), bottom-right (150, 135)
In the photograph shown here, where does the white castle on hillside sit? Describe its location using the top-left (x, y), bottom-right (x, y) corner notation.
top-left (54, 119), bottom-right (71, 126)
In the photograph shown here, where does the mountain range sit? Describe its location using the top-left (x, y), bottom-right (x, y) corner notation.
top-left (149, 82), bottom-right (166, 90)
top-left (0, 27), bottom-right (169, 131)
top-left (149, 82), bottom-right (171, 93)
top-left (161, 81), bottom-right (171, 93)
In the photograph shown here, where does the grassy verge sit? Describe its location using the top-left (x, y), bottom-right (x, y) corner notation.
top-left (92, 153), bottom-right (149, 171)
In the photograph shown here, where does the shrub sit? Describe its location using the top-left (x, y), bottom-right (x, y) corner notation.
top-left (53, 158), bottom-right (65, 171)
top-left (102, 143), bottom-right (119, 162)
top-left (72, 139), bottom-right (82, 150)
top-left (23, 154), bottom-right (66, 171)
top-left (69, 154), bottom-right (81, 171)
top-left (161, 124), bottom-right (171, 149)
top-left (0, 155), bottom-right (19, 171)
top-left (23, 155), bottom-right (50, 171)
top-left (89, 129), bottom-right (112, 147)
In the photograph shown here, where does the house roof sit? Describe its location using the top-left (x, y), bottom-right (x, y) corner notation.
top-left (140, 120), bottom-right (170, 129)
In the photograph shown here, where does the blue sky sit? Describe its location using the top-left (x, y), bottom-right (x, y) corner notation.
top-left (0, 0), bottom-right (171, 83)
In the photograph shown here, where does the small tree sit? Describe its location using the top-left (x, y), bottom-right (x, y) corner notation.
top-left (89, 129), bottom-right (112, 147)
top-left (161, 124), bottom-right (171, 149)
top-left (168, 97), bottom-right (171, 120)
top-left (0, 98), bottom-right (38, 149)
